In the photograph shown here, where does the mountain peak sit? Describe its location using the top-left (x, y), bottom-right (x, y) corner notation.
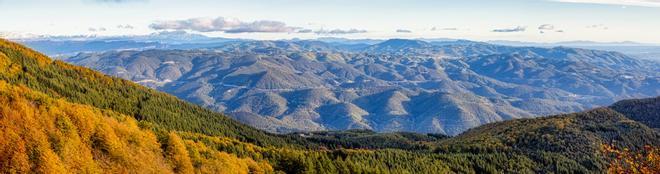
top-left (364, 39), bottom-right (432, 53)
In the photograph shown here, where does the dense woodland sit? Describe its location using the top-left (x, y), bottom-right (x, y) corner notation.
top-left (0, 38), bottom-right (658, 173)
top-left (611, 97), bottom-right (660, 130)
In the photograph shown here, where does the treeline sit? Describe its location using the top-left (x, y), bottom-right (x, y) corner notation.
top-left (180, 131), bottom-right (541, 173)
top-left (290, 129), bottom-right (447, 150)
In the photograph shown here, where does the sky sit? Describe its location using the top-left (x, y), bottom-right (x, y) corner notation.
top-left (1, 0), bottom-right (660, 43)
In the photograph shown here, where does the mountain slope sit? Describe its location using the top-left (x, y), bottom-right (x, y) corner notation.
top-left (610, 96), bottom-right (660, 129)
top-left (0, 38), bottom-right (305, 147)
top-left (0, 80), bottom-right (271, 173)
top-left (438, 104), bottom-right (659, 172)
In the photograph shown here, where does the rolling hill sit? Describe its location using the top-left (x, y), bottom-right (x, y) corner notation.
top-left (66, 39), bottom-right (660, 135)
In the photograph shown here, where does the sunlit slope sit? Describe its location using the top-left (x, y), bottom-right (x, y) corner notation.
top-left (0, 38), bottom-right (303, 147)
top-left (0, 80), bottom-right (272, 173)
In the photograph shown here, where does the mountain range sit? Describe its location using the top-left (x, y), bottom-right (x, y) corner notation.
top-left (1, 38), bottom-right (658, 173)
top-left (489, 40), bottom-right (660, 61)
top-left (14, 31), bottom-right (660, 61)
top-left (63, 38), bottom-right (660, 135)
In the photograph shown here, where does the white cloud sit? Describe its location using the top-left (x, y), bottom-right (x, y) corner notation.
top-left (538, 24), bottom-right (564, 34)
top-left (431, 27), bottom-right (459, 31)
top-left (538, 24), bottom-right (555, 30)
top-left (313, 28), bottom-right (367, 35)
top-left (297, 29), bottom-right (313, 33)
top-left (396, 29), bottom-right (412, 33)
top-left (295, 28), bottom-right (368, 35)
top-left (88, 27), bottom-right (107, 32)
top-left (586, 24), bottom-right (609, 30)
top-left (117, 24), bottom-right (134, 29)
top-left (552, 0), bottom-right (660, 7)
top-left (150, 17), bottom-right (298, 33)
top-left (492, 26), bottom-right (526, 32)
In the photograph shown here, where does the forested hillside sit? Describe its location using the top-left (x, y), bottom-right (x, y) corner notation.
top-left (1, 38), bottom-right (658, 173)
top-left (439, 107), bottom-right (659, 172)
top-left (0, 38), bottom-right (307, 147)
top-left (610, 97), bottom-right (660, 130)
top-left (0, 81), bottom-right (272, 173)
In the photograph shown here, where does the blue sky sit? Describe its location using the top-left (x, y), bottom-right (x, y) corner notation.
top-left (1, 0), bottom-right (659, 43)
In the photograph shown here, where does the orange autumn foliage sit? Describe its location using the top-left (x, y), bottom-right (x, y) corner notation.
top-left (0, 52), bottom-right (21, 78)
top-left (185, 140), bottom-right (274, 174)
top-left (601, 144), bottom-right (660, 174)
top-left (0, 80), bottom-right (273, 173)
top-left (165, 132), bottom-right (195, 174)
top-left (0, 80), bottom-right (171, 173)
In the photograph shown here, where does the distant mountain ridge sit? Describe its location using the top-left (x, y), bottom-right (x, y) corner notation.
top-left (12, 32), bottom-right (660, 61)
top-left (488, 40), bottom-right (660, 61)
top-left (12, 31), bottom-right (243, 57)
top-left (64, 39), bottom-right (660, 135)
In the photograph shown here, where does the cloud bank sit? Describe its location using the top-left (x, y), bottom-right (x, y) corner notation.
top-left (492, 26), bottom-right (526, 32)
top-left (150, 17), bottom-right (298, 33)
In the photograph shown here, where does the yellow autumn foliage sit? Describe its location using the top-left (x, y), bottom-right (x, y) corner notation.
top-left (0, 38), bottom-right (51, 66)
top-left (166, 132), bottom-right (195, 174)
top-left (0, 80), bottom-right (171, 173)
top-left (185, 140), bottom-right (273, 174)
top-left (0, 80), bottom-right (273, 173)
top-left (0, 51), bottom-right (21, 78)
top-left (601, 144), bottom-right (660, 174)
